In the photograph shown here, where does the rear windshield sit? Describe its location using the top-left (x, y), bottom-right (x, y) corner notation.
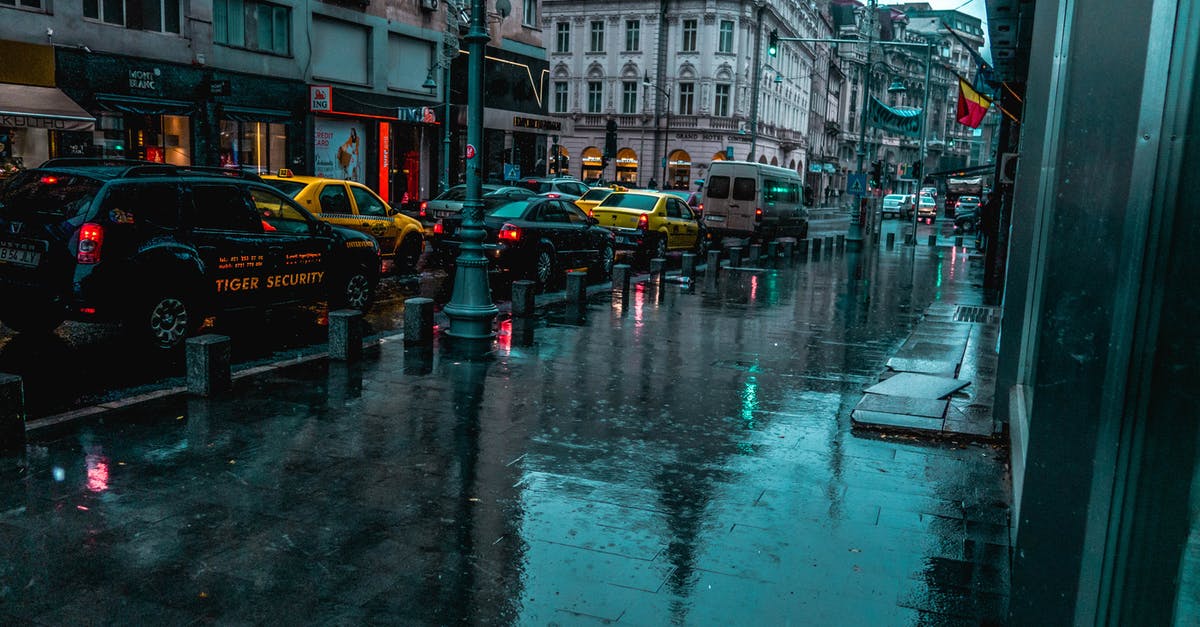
top-left (732, 177), bottom-right (756, 201)
top-left (597, 193), bottom-right (657, 212)
top-left (961, 196), bottom-right (980, 202)
top-left (486, 201), bottom-right (532, 219)
top-left (579, 189), bottom-right (611, 201)
top-left (0, 170), bottom-right (103, 219)
top-left (261, 179), bottom-right (307, 198)
top-left (436, 187), bottom-right (468, 201)
top-left (706, 176), bottom-right (730, 199)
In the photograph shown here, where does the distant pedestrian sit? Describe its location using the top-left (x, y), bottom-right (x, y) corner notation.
top-left (647, 177), bottom-right (658, 189)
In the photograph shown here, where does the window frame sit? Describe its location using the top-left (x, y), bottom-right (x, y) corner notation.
top-left (587, 81), bottom-right (603, 114)
top-left (678, 82), bottom-right (695, 115)
top-left (621, 81), bottom-right (639, 114)
top-left (714, 83), bottom-right (730, 117)
top-left (625, 19), bottom-right (640, 52)
top-left (718, 20), bottom-right (734, 53)
top-left (555, 22), bottom-right (570, 53)
top-left (83, 0), bottom-right (183, 33)
top-left (213, 0), bottom-right (292, 56)
top-left (589, 20), bottom-right (605, 53)
top-left (522, 0), bottom-right (536, 28)
top-left (553, 81), bottom-right (569, 114)
top-left (681, 18), bottom-right (698, 52)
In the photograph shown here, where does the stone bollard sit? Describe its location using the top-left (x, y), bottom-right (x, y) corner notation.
top-left (782, 240), bottom-right (794, 259)
top-left (648, 258), bottom-right (666, 282)
top-left (186, 334), bottom-right (232, 397)
top-left (706, 250), bottom-right (721, 274)
top-left (0, 374), bottom-right (24, 455)
top-left (886, 232), bottom-right (896, 249)
top-left (612, 264), bottom-right (632, 298)
top-left (904, 226), bottom-right (916, 246)
top-left (766, 241), bottom-right (778, 260)
top-left (511, 280), bottom-right (536, 317)
top-left (811, 237), bottom-right (823, 259)
top-left (328, 309), bottom-right (363, 361)
top-left (404, 297), bottom-right (435, 345)
top-left (955, 235), bottom-right (964, 248)
top-left (566, 270), bottom-right (588, 303)
top-left (728, 247), bottom-right (743, 268)
top-left (798, 238), bottom-right (810, 261)
top-left (836, 234), bottom-right (845, 251)
top-left (747, 244), bottom-right (761, 265)
top-left (823, 236), bottom-right (834, 256)
top-left (928, 233), bottom-right (938, 247)
top-left (681, 253), bottom-right (697, 280)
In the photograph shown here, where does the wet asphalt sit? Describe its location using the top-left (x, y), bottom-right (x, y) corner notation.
top-left (0, 219), bottom-right (1011, 625)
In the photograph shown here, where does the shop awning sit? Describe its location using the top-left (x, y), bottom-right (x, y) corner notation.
top-left (0, 84), bottom-right (95, 131)
top-left (222, 105), bottom-right (294, 123)
top-left (95, 93), bottom-right (193, 116)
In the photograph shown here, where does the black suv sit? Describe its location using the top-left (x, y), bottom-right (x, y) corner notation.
top-left (0, 159), bottom-right (381, 349)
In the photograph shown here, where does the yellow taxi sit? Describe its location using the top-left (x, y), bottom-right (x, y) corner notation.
top-left (574, 184), bottom-right (627, 216)
top-left (261, 170), bottom-right (425, 273)
top-left (590, 190), bottom-right (707, 261)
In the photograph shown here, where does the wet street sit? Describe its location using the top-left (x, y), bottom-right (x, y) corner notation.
top-left (0, 220), bottom-right (1011, 624)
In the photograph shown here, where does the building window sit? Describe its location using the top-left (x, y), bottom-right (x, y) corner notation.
top-left (625, 20), bottom-right (640, 52)
top-left (219, 120), bottom-right (286, 172)
top-left (0, 0), bottom-right (43, 9)
top-left (83, 0), bottom-right (182, 33)
top-left (678, 82), bottom-right (694, 115)
top-left (554, 82), bottom-right (569, 113)
top-left (714, 83), bottom-right (730, 117)
top-left (681, 19), bottom-right (697, 52)
top-left (556, 22), bottom-right (570, 53)
top-left (214, 0), bottom-right (290, 55)
top-left (587, 81), bottom-right (603, 113)
top-left (622, 81), bottom-right (638, 114)
top-left (719, 20), bottom-right (733, 53)
top-left (590, 21), bottom-right (604, 53)
top-left (523, 0), bottom-right (536, 27)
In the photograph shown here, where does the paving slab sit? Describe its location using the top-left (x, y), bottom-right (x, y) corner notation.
top-left (850, 409), bottom-right (944, 434)
top-left (855, 393), bottom-right (949, 419)
top-left (866, 372), bottom-right (970, 399)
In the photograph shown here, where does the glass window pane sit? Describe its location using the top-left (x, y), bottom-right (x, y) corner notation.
top-left (269, 123), bottom-right (287, 172)
top-left (228, 0), bottom-right (245, 47)
top-left (164, 0), bottom-right (181, 33)
top-left (102, 0), bottom-right (124, 25)
top-left (273, 7), bottom-right (289, 54)
top-left (143, 0), bottom-right (163, 32)
top-left (84, 0), bottom-right (100, 20)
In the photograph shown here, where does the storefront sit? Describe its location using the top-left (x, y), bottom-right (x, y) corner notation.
top-left (481, 108), bottom-right (569, 184)
top-left (614, 148), bottom-right (638, 184)
top-left (0, 41), bottom-right (94, 176)
top-left (580, 146), bottom-right (603, 183)
top-left (667, 149), bottom-right (692, 190)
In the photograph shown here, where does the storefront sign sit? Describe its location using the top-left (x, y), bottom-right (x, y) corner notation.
top-left (512, 116), bottom-right (561, 131)
top-left (313, 118), bottom-right (366, 183)
top-left (310, 86), bottom-right (332, 112)
top-left (127, 68), bottom-right (163, 95)
top-left (378, 123), bottom-right (390, 201)
top-left (809, 163), bottom-right (824, 173)
top-left (0, 115), bottom-right (93, 131)
top-left (398, 107), bottom-right (436, 123)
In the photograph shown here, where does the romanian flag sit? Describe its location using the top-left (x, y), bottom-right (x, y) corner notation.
top-left (957, 79), bottom-right (992, 128)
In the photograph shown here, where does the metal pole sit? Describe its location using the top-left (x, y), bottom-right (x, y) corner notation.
top-left (441, 62), bottom-right (451, 193)
top-left (912, 40), bottom-right (932, 241)
top-left (849, 0), bottom-right (878, 249)
top-left (662, 86), bottom-right (670, 187)
top-left (748, 5), bottom-right (764, 161)
top-left (442, 0), bottom-right (498, 340)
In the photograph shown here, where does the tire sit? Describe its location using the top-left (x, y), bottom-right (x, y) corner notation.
top-left (394, 235), bottom-right (423, 275)
top-left (134, 292), bottom-right (201, 350)
top-left (590, 242), bottom-right (614, 280)
top-left (532, 247), bottom-right (555, 287)
top-left (1, 305), bottom-right (64, 335)
top-left (693, 230), bottom-right (710, 257)
top-left (651, 235), bottom-right (668, 260)
top-left (331, 267), bottom-right (376, 313)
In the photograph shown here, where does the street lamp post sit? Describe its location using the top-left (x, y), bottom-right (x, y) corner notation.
top-left (442, 0), bottom-right (502, 342)
top-left (643, 72), bottom-right (671, 188)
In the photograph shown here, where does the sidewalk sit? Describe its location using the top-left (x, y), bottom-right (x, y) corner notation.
top-left (0, 228), bottom-right (1011, 625)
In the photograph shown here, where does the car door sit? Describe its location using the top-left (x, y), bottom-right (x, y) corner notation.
top-left (188, 183), bottom-right (280, 309)
top-left (534, 200), bottom-right (585, 267)
top-left (664, 197), bottom-right (695, 250)
top-left (248, 185), bottom-right (334, 303)
top-left (315, 182), bottom-right (357, 234)
top-left (348, 183), bottom-right (398, 253)
top-left (675, 199), bottom-right (699, 249)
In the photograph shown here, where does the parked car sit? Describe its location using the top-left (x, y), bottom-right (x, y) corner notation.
top-left (917, 194), bottom-right (938, 223)
top-left (591, 190), bottom-right (706, 262)
top-left (516, 177), bottom-right (592, 201)
top-left (702, 160), bottom-right (808, 244)
top-left (260, 170), bottom-right (424, 274)
top-left (419, 184), bottom-right (536, 229)
top-left (881, 193), bottom-right (914, 219)
top-left (0, 159), bottom-right (381, 350)
top-left (431, 196), bottom-right (615, 287)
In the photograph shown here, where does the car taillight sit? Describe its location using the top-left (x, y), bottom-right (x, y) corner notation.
top-left (637, 214), bottom-right (649, 230)
top-left (77, 222), bottom-right (104, 264)
top-left (546, 193), bottom-right (561, 199)
top-left (588, 208), bottom-right (594, 218)
top-left (420, 201), bottom-right (428, 217)
top-left (755, 208), bottom-right (763, 222)
top-left (40, 175), bottom-right (60, 185)
top-left (433, 221), bottom-right (444, 235)
top-left (498, 223), bottom-right (521, 242)
top-left (698, 203), bottom-right (704, 214)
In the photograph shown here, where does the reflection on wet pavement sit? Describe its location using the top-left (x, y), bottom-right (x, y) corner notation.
top-left (0, 237), bottom-right (1010, 624)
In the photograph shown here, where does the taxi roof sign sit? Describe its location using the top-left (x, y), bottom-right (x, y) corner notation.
top-left (277, 168), bottom-right (293, 178)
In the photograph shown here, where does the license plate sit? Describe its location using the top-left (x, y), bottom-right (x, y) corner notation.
top-left (435, 210), bottom-right (455, 219)
top-left (0, 241), bottom-right (41, 268)
top-left (705, 215), bottom-right (725, 223)
top-left (616, 235), bottom-right (637, 245)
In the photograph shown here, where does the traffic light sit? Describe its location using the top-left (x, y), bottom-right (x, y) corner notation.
top-left (604, 119), bottom-right (618, 160)
top-left (870, 160), bottom-right (883, 186)
top-left (767, 29), bottom-right (779, 57)
top-left (912, 161), bottom-right (923, 181)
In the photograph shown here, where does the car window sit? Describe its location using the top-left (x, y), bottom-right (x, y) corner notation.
top-left (261, 179), bottom-right (306, 198)
top-left (350, 185), bottom-right (389, 217)
top-left (0, 171), bottom-right (102, 219)
top-left (192, 184), bottom-right (261, 232)
top-left (706, 176), bottom-right (730, 199)
top-left (251, 187), bottom-right (313, 234)
top-left (319, 184), bottom-right (352, 214)
top-left (732, 177), bottom-right (756, 201)
top-left (537, 201), bottom-right (569, 223)
top-left (562, 201), bottom-right (589, 224)
top-left (103, 182), bottom-right (180, 230)
top-left (666, 198), bottom-right (682, 218)
top-left (579, 189), bottom-right (611, 202)
top-left (486, 200), bottom-right (531, 219)
top-left (598, 193), bottom-right (657, 211)
top-left (438, 187), bottom-right (467, 201)
top-left (678, 201), bottom-right (694, 220)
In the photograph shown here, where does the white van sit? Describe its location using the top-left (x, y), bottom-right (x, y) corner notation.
top-left (702, 161), bottom-right (809, 243)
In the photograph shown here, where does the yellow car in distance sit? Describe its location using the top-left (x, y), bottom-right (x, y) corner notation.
top-left (261, 170), bottom-right (425, 274)
top-left (574, 184), bottom-right (627, 216)
top-left (590, 190), bottom-right (706, 262)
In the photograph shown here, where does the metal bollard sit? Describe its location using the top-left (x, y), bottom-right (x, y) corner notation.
top-left (0, 374), bottom-right (24, 455)
top-left (728, 247), bottom-right (743, 267)
top-left (798, 238), bottom-right (810, 261)
top-left (766, 241), bottom-right (778, 260)
top-left (811, 237), bottom-right (822, 259)
top-left (328, 309), bottom-right (363, 361)
top-left (566, 270), bottom-right (588, 303)
top-left (836, 234), bottom-right (845, 251)
top-left (404, 296), bottom-right (435, 345)
top-left (511, 280), bottom-right (536, 317)
top-left (928, 233), bottom-right (938, 247)
top-left (955, 235), bottom-right (964, 248)
top-left (747, 244), bottom-right (761, 265)
top-left (706, 250), bottom-right (721, 274)
top-left (823, 236), bottom-right (834, 256)
top-left (782, 240), bottom-right (794, 260)
top-left (681, 253), bottom-right (697, 279)
top-left (649, 258), bottom-right (666, 281)
top-left (612, 263), bottom-right (632, 298)
top-left (886, 232), bottom-right (896, 249)
top-left (186, 334), bottom-right (232, 397)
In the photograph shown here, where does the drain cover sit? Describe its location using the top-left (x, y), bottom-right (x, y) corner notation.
top-left (954, 306), bottom-right (994, 323)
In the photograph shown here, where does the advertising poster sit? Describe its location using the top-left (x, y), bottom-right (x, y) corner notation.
top-left (314, 118), bottom-right (367, 183)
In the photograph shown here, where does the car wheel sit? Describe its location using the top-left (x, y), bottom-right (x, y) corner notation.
top-left (395, 235), bottom-right (423, 275)
top-left (136, 292), bottom-right (200, 350)
top-left (652, 236), bottom-right (668, 260)
top-left (693, 232), bottom-right (710, 257)
top-left (533, 248), bottom-right (555, 287)
top-left (591, 242), bottom-right (615, 280)
top-left (331, 267), bottom-right (376, 313)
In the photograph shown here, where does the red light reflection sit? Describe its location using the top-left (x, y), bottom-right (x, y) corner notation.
top-left (86, 453), bottom-right (109, 492)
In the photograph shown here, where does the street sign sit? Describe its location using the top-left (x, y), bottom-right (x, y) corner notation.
top-left (503, 163), bottom-right (520, 181)
top-left (847, 173), bottom-right (867, 196)
top-left (465, 144), bottom-right (476, 159)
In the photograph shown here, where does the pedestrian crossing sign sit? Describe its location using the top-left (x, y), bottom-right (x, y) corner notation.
top-left (847, 173), bottom-right (867, 196)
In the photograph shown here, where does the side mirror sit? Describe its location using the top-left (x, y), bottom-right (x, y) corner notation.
top-left (314, 221), bottom-right (333, 236)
